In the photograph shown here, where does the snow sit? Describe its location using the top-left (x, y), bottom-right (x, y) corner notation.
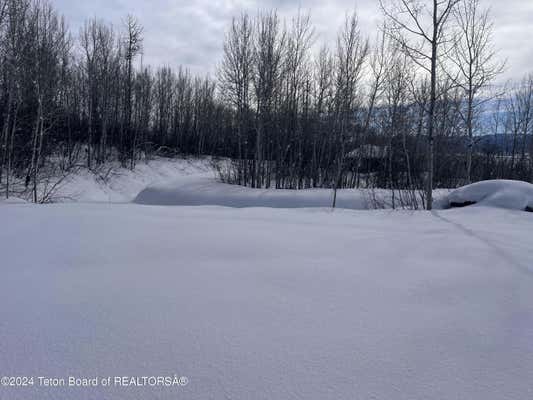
top-left (25, 157), bottom-right (212, 203)
top-left (442, 180), bottom-right (533, 211)
top-left (1, 203), bottom-right (533, 400)
top-left (0, 197), bottom-right (28, 204)
top-left (2, 162), bottom-right (533, 399)
top-left (134, 174), bottom-right (452, 210)
top-left (134, 175), bottom-right (373, 209)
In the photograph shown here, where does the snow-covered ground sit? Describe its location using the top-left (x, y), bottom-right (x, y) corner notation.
top-left (55, 157), bottom-right (214, 203)
top-left (2, 160), bottom-right (533, 399)
top-left (1, 202), bottom-right (533, 400)
top-left (134, 174), bottom-right (446, 210)
top-left (134, 175), bottom-right (375, 209)
top-left (0, 157), bottom-right (214, 204)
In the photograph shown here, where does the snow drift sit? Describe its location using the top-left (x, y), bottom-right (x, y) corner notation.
top-left (136, 177), bottom-right (533, 212)
top-left (56, 158), bottom-right (213, 203)
top-left (134, 175), bottom-right (372, 209)
top-left (442, 180), bottom-right (533, 211)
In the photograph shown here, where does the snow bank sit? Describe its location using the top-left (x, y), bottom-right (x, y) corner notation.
top-left (134, 176), bottom-right (372, 209)
top-left (56, 158), bottom-right (212, 202)
top-left (1, 204), bottom-right (532, 400)
top-left (443, 180), bottom-right (533, 211)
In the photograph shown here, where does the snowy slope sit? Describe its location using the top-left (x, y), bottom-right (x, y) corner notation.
top-left (1, 204), bottom-right (533, 400)
top-left (58, 158), bottom-right (213, 202)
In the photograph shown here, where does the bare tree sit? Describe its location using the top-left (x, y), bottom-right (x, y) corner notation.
top-left (1, 0), bottom-right (28, 197)
top-left (283, 10), bottom-right (314, 189)
top-left (332, 11), bottom-right (369, 208)
top-left (218, 13), bottom-right (254, 185)
top-left (27, 2), bottom-right (70, 202)
top-left (507, 75), bottom-right (533, 180)
top-left (80, 19), bottom-right (98, 169)
top-left (310, 44), bottom-right (335, 187)
top-left (252, 11), bottom-right (285, 188)
top-left (450, 0), bottom-right (504, 183)
top-left (96, 22), bottom-right (117, 164)
top-left (380, 0), bottom-right (460, 209)
top-left (123, 15), bottom-right (143, 169)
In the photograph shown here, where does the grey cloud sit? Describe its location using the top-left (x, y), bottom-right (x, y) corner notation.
top-left (51, 0), bottom-right (531, 81)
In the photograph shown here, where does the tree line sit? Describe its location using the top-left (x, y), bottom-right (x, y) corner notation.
top-left (0, 0), bottom-right (532, 207)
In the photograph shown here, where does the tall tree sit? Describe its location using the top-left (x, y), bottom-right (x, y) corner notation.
top-left (218, 13), bottom-right (254, 185)
top-left (450, 0), bottom-right (504, 183)
top-left (332, 11), bottom-right (368, 208)
top-left (252, 11), bottom-right (285, 188)
top-left (380, 0), bottom-right (460, 209)
top-left (123, 15), bottom-right (143, 168)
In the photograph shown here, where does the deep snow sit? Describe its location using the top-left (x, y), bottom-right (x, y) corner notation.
top-left (3, 157), bottom-right (213, 203)
top-left (135, 175), bottom-right (533, 212)
top-left (1, 203), bottom-right (533, 400)
top-left (134, 175), bottom-right (439, 209)
top-left (134, 175), bottom-right (372, 209)
top-left (442, 179), bottom-right (533, 211)
top-left (57, 158), bottom-right (213, 203)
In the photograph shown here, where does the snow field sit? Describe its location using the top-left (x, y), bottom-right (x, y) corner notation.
top-left (1, 204), bottom-right (532, 400)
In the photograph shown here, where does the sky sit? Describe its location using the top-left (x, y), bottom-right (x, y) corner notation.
top-left (50, 0), bottom-right (533, 82)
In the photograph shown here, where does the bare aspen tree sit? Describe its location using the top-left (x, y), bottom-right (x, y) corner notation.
top-left (80, 20), bottom-right (98, 169)
top-left (332, 11), bottom-right (368, 208)
top-left (123, 15), bottom-right (143, 169)
top-left (380, 0), bottom-right (460, 209)
top-left (507, 75), bottom-right (533, 179)
top-left (132, 66), bottom-right (153, 160)
top-left (451, 0), bottom-right (504, 183)
top-left (26, 3), bottom-right (69, 202)
top-left (380, 46), bottom-right (419, 206)
top-left (252, 11), bottom-right (285, 188)
top-left (96, 22), bottom-right (117, 164)
top-left (311, 45), bottom-right (334, 186)
top-left (218, 13), bottom-right (254, 185)
top-left (356, 27), bottom-right (392, 188)
top-left (284, 10), bottom-right (314, 189)
top-left (154, 66), bottom-right (176, 148)
top-left (1, 0), bottom-right (28, 197)
top-left (364, 27), bottom-right (390, 134)
top-left (80, 19), bottom-right (119, 167)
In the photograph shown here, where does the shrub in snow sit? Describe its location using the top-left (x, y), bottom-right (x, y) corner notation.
top-left (443, 180), bottom-right (533, 211)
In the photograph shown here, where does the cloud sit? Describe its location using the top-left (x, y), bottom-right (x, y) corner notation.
top-left (50, 0), bottom-right (532, 81)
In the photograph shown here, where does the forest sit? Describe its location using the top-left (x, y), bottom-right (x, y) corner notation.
top-left (0, 0), bottom-right (532, 208)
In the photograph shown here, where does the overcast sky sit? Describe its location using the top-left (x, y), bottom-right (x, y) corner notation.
top-left (50, 0), bottom-right (532, 82)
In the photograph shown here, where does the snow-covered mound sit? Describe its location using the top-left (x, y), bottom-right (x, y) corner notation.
top-left (55, 157), bottom-right (212, 203)
top-left (134, 176), bottom-right (370, 209)
top-left (443, 180), bottom-right (533, 211)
